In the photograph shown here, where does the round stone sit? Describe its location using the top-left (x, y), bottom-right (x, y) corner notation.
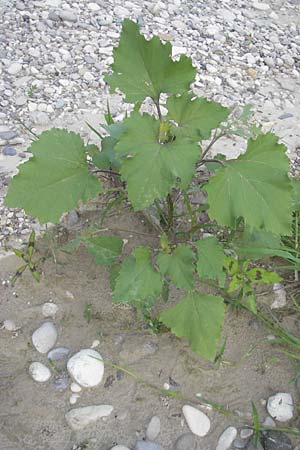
top-left (70, 382), bottom-right (82, 393)
top-left (182, 405), bottom-right (211, 437)
top-left (216, 426), bottom-right (238, 450)
top-left (3, 319), bottom-right (17, 331)
top-left (42, 302), bottom-right (59, 317)
top-left (65, 404), bottom-right (113, 430)
top-left (267, 393), bottom-right (293, 422)
top-left (174, 433), bottom-right (196, 450)
top-left (3, 147), bottom-right (17, 156)
top-left (67, 349), bottom-right (104, 387)
top-left (29, 362), bottom-right (51, 382)
top-left (7, 63), bottom-right (22, 75)
top-left (32, 322), bottom-right (57, 353)
top-left (146, 416), bottom-right (161, 441)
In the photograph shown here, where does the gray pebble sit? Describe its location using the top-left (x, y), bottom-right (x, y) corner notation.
top-left (53, 373), bottom-right (70, 391)
top-left (278, 112), bottom-right (293, 120)
top-left (174, 433), bottom-right (196, 450)
top-left (233, 438), bottom-right (247, 449)
top-left (55, 99), bottom-right (65, 109)
top-left (3, 147), bottom-right (17, 156)
top-left (262, 431), bottom-right (292, 450)
top-left (0, 131), bottom-right (18, 141)
top-left (245, 439), bottom-right (264, 450)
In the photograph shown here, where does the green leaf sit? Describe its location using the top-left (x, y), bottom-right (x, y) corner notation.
top-left (233, 228), bottom-right (282, 261)
top-left (113, 246), bottom-right (163, 308)
top-left (105, 19), bottom-right (196, 103)
top-left (93, 123), bottom-right (124, 171)
top-left (243, 284), bottom-right (257, 314)
top-left (115, 113), bottom-right (199, 209)
top-left (109, 263), bottom-right (121, 291)
top-left (196, 237), bottom-right (225, 285)
top-left (157, 244), bottom-right (195, 290)
top-left (227, 274), bottom-right (243, 293)
top-left (5, 129), bottom-right (102, 224)
top-left (246, 267), bottom-right (282, 284)
top-left (160, 292), bottom-right (225, 361)
top-left (167, 93), bottom-right (230, 141)
top-left (84, 235), bottom-right (123, 266)
top-left (205, 133), bottom-right (293, 235)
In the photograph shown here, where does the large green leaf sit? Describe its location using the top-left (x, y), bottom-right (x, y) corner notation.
top-left (105, 19), bottom-right (196, 103)
top-left (292, 178), bottom-right (300, 211)
top-left (113, 246), bottom-right (163, 308)
top-left (167, 93), bottom-right (230, 141)
top-left (84, 235), bottom-right (123, 266)
top-left (160, 292), bottom-right (225, 361)
top-left (115, 113), bottom-right (199, 209)
top-left (196, 237), bottom-right (225, 285)
top-left (205, 133), bottom-right (293, 235)
top-left (157, 244), bottom-right (195, 290)
top-left (233, 228), bottom-right (282, 260)
top-left (5, 129), bottom-right (102, 224)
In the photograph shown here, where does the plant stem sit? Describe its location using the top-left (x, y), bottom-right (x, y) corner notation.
top-left (183, 191), bottom-right (196, 227)
top-left (199, 158), bottom-right (225, 167)
top-left (201, 129), bottom-right (226, 160)
top-left (167, 193), bottom-right (174, 230)
top-left (295, 211), bottom-right (299, 281)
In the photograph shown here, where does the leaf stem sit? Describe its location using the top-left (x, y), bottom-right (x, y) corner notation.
top-left (183, 191), bottom-right (196, 227)
top-left (167, 193), bottom-right (174, 230)
top-left (201, 129), bottom-right (226, 160)
top-left (152, 96), bottom-right (162, 121)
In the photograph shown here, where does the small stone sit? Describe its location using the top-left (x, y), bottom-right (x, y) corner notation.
top-left (67, 349), bottom-right (104, 387)
top-left (70, 382), bottom-right (82, 393)
top-left (263, 416), bottom-right (276, 427)
top-left (114, 5), bottom-right (129, 16)
top-left (7, 63), bottom-right (22, 75)
top-left (83, 71), bottom-right (94, 82)
top-left (182, 405), bottom-right (211, 437)
top-left (58, 10), bottom-right (77, 22)
top-left (88, 2), bottom-right (100, 11)
top-left (28, 102), bottom-right (37, 112)
top-left (278, 113), bottom-right (293, 120)
top-left (262, 431), bottom-right (292, 450)
top-left (245, 439), bottom-right (264, 450)
top-left (271, 283), bottom-right (287, 309)
top-left (172, 46), bottom-right (186, 57)
top-left (146, 416), bottom-right (161, 441)
top-left (64, 210), bottom-right (79, 227)
top-left (240, 429), bottom-right (254, 439)
top-left (247, 69), bottom-right (257, 79)
top-left (70, 393), bottom-right (80, 405)
top-left (174, 433), bottom-right (196, 450)
top-left (111, 447), bottom-right (131, 450)
top-left (3, 319), bottom-right (18, 331)
top-left (252, 1), bottom-right (270, 10)
top-left (233, 438), bottom-right (247, 449)
top-left (65, 404), bottom-right (113, 430)
top-left (31, 111), bottom-right (49, 126)
top-left (55, 99), bottom-right (65, 109)
top-left (3, 147), bottom-right (17, 156)
top-left (227, 78), bottom-right (239, 89)
top-left (32, 322), bottom-right (57, 353)
top-left (0, 130), bottom-right (18, 140)
top-left (267, 393), bottom-right (293, 422)
top-left (15, 96), bottom-right (27, 106)
top-left (42, 302), bottom-right (59, 317)
top-left (29, 362), bottom-right (51, 382)
top-left (135, 442), bottom-right (165, 450)
top-left (216, 427), bottom-right (238, 450)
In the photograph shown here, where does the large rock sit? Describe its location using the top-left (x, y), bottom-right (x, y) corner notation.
top-left (182, 405), bottom-right (211, 437)
top-left (67, 349), bottom-right (104, 387)
top-left (32, 322), bottom-right (57, 353)
top-left (65, 405), bottom-right (113, 430)
top-left (267, 393), bottom-right (293, 422)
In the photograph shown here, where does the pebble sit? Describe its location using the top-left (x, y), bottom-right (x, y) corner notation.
top-left (42, 302), bottom-right (59, 317)
top-left (111, 447), bottom-right (131, 450)
top-left (0, 130), bottom-right (17, 140)
top-left (69, 393), bottom-right (80, 405)
top-left (135, 442), bottom-right (165, 450)
top-left (245, 439), bottom-right (264, 450)
top-left (262, 431), bottom-right (292, 450)
top-left (271, 283), bottom-right (287, 309)
top-left (267, 393), bottom-right (293, 422)
top-left (233, 438), bottom-right (247, 449)
top-left (70, 382), bottom-right (82, 393)
top-left (146, 416), bottom-right (161, 441)
top-left (278, 112), bottom-right (293, 120)
top-left (263, 416), bottom-right (276, 427)
top-left (216, 427), bottom-right (238, 450)
top-left (67, 349), bottom-right (104, 387)
top-left (2, 147), bottom-right (17, 156)
top-left (65, 404), bottom-right (113, 430)
top-left (32, 322), bottom-right (57, 353)
top-left (53, 373), bottom-right (70, 391)
top-left (30, 111), bottom-right (49, 126)
top-left (182, 405), bottom-right (211, 437)
top-left (15, 96), bottom-right (27, 106)
top-left (240, 429), bottom-right (254, 439)
top-left (55, 99), bottom-right (65, 109)
top-left (88, 2), bottom-right (100, 11)
top-left (29, 362), bottom-right (51, 382)
top-left (3, 319), bottom-right (18, 331)
top-left (7, 63), bottom-right (22, 75)
top-left (174, 433), bottom-right (196, 450)
top-left (58, 10), bottom-right (77, 22)
top-left (252, 2), bottom-right (270, 10)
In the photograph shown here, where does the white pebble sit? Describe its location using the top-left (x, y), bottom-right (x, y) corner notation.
top-left (88, 2), bottom-right (100, 11)
top-left (182, 405), bottom-right (211, 437)
top-left (271, 283), bottom-right (287, 309)
top-left (65, 404), bottom-right (113, 430)
top-left (216, 426), bottom-right (238, 450)
top-left (3, 319), bottom-right (17, 331)
top-left (252, 1), bottom-right (270, 10)
top-left (70, 382), bottom-right (82, 393)
top-left (146, 416), bottom-right (161, 441)
top-left (91, 339), bottom-right (100, 348)
top-left (32, 322), bottom-right (57, 353)
top-left (69, 393), bottom-right (80, 405)
top-left (42, 302), bottom-right (59, 317)
top-left (67, 349), bottom-right (104, 387)
top-left (267, 393), bottom-right (293, 422)
top-left (240, 428), bottom-right (254, 439)
top-left (29, 362), bottom-right (51, 382)
top-left (111, 446), bottom-right (131, 450)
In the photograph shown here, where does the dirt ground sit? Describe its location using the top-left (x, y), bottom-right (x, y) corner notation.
top-left (0, 210), bottom-right (299, 450)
